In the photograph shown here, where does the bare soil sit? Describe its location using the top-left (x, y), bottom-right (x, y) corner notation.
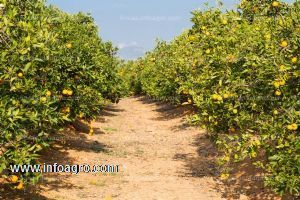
top-left (0, 97), bottom-right (284, 200)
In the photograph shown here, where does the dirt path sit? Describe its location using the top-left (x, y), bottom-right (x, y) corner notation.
top-left (35, 96), bottom-right (224, 200)
top-left (3, 97), bottom-right (282, 200)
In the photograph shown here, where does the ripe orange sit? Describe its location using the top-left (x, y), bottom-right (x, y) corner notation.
top-left (183, 90), bottom-right (189, 95)
top-left (9, 175), bottom-right (19, 183)
top-left (223, 94), bottom-right (230, 99)
top-left (66, 43), bottom-right (72, 49)
top-left (212, 94), bottom-right (222, 101)
top-left (205, 31), bottom-right (210, 36)
top-left (79, 112), bottom-right (84, 118)
top-left (229, 128), bottom-right (236, 133)
top-left (217, 96), bottom-right (223, 101)
top-left (40, 97), bottom-right (47, 102)
top-left (280, 40), bottom-right (288, 48)
top-left (279, 80), bottom-right (285, 86)
top-left (220, 173), bottom-right (230, 180)
top-left (272, 1), bottom-right (280, 7)
top-left (251, 152), bottom-right (257, 158)
top-left (279, 65), bottom-right (286, 71)
top-left (16, 182), bottom-right (24, 190)
top-left (89, 128), bottom-right (94, 136)
top-left (291, 57), bottom-right (298, 64)
top-left (67, 90), bottom-right (73, 96)
top-left (46, 91), bottom-right (52, 97)
top-left (275, 90), bottom-right (282, 96)
top-left (273, 81), bottom-right (280, 88)
top-left (62, 107), bottom-right (70, 113)
top-left (288, 123), bottom-right (298, 131)
top-left (62, 89), bottom-right (69, 95)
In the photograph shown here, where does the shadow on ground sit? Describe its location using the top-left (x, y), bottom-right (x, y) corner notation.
top-left (174, 132), bottom-right (288, 199)
top-left (100, 104), bottom-right (125, 117)
top-left (137, 95), bottom-right (197, 121)
top-left (0, 124), bottom-right (109, 199)
top-left (137, 96), bottom-right (287, 200)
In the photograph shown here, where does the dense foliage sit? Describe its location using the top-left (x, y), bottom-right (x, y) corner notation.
top-left (123, 0), bottom-right (300, 196)
top-left (0, 0), bottom-right (123, 188)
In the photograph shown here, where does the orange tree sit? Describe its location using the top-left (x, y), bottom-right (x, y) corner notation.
top-left (124, 0), bottom-right (299, 196)
top-left (0, 0), bottom-right (123, 188)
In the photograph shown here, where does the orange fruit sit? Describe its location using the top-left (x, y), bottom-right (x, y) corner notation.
top-left (279, 65), bottom-right (286, 71)
top-left (66, 43), bottom-right (72, 49)
top-left (275, 90), bottom-right (282, 96)
top-left (46, 91), bottom-right (52, 97)
top-left (62, 89), bottom-right (68, 95)
top-left (229, 128), bottom-right (236, 133)
top-left (280, 40), bottom-right (288, 48)
top-left (279, 80), bottom-right (285, 86)
top-left (67, 90), bottom-right (73, 96)
top-left (40, 97), bottom-right (47, 103)
top-left (220, 173), bottom-right (230, 180)
top-left (272, 1), bottom-right (280, 7)
top-left (291, 57), bottom-right (298, 64)
top-left (79, 112), bottom-right (84, 118)
top-left (16, 182), bottom-right (24, 190)
top-left (62, 107), bottom-right (70, 113)
top-left (273, 81), bottom-right (280, 88)
top-left (288, 123), bottom-right (298, 131)
top-left (89, 128), bottom-right (94, 136)
top-left (9, 175), bottom-right (19, 183)
top-left (223, 94), bottom-right (230, 99)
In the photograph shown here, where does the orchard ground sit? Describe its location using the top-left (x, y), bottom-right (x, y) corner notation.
top-left (0, 97), bottom-right (284, 200)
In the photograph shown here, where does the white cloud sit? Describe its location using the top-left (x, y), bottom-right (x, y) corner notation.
top-left (118, 41), bottom-right (139, 50)
top-left (117, 41), bottom-right (146, 59)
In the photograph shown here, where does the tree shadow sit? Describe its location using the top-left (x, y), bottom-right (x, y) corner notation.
top-left (174, 133), bottom-right (219, 178)
top-left (0, 127), bottom-right (109, 199)
top-left (154, 104), bottom-right (196, 121)
top-left (46, 129), bottom-right (109, 154)
top-left (0, 182), bottom-right (49, 200)
top-left (93, 127), bottom-right (106, 135)
top-left (136, 96), bottom-right (292, 199)
top-left (99, 104), bottom-right (125, 117)
top-left (137, 96), bottom-right (197, 121)
top-left (0, 102), bottom-right (123, 199)
top-left (174, 132), bottom-right (290, 199)
top-left (104, 105), bottom-right (125, 113)
top-left (100, 109), bottom-right (119, 117)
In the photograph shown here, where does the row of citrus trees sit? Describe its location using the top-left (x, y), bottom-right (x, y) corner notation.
top-left (122, 0), bottom-right (299, 197)
top-left (0, 0), bottom-right (124, 189)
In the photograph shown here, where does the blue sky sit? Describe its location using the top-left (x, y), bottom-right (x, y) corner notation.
top-left (47, 0), bottom-right (293, 59)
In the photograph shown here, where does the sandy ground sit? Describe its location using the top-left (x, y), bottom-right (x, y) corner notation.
top-left (0, 97), bottom-right (285, 200)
